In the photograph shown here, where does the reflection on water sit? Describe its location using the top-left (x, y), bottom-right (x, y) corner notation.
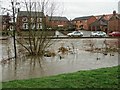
top-left (1, 38), bottom-right (119, 82)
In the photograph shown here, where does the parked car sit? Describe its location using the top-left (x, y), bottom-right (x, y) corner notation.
top-left (109, 31), bottom-right (120, 37)
top-left (67, 31), bottom-right (83, 37)
top-left (90, 31), bottom-right (106, 37)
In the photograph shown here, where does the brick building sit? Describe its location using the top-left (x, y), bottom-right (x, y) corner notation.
top-left (46, 16), bottom-right (69, 30)
top-left (89, 15), bottom-right (108, 32)
top-left (72, 16), bottom-right (96, 30)
top-left (108, 11), bottom-right (120, 32)
top-left (16, 11), bottom-right (44, 31)
top-left (0, 13), bottom-right (11, 31)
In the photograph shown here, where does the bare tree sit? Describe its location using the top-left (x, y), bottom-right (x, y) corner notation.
top-left (16, 0), bottom-right (58, 56)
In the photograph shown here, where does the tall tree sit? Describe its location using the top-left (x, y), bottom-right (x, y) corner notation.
top-left (16, 0), bottom-right (58, 56)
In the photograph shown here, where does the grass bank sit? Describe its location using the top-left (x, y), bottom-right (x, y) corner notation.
top-left (2, 66), bottom-right (119, 88)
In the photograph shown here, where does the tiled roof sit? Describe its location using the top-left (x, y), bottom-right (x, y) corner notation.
top-left (90, 15), bottom-right (108, 26)
top-left (72, 16), bottom-right (93, 21)
top-left (90, 20), bottom-right (107, 26)
top-left (95, 14), bottom-right (112, 20)
top-left (17, 11), bottom-right (44, 17)
top-left (109, 14), bottom-right (120, 20)
top-left (48, 16), bottom-right (69, 21)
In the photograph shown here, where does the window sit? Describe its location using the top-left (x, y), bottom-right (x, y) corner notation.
top-left (59, 21), bottom-right (62, 24)
top-left (31, 18), bottom-right (34, 22)
top-left (22, 17), bottom-right (28, 22)
top-left (74, 21), bottom-right (76, 24)
top-left (31, 24), bottom-right (35, 29)
top-left (84, 20), bottom-right (87, 23)
top-left (37, 18), bottom-right (42, 22)
top-left (2, 25), bottom-right (6, 30)
top-left (10, 26), bottom-right (13, 31)
top-left (23, 23), bottom-right (28, 29)
top-left (56, 21), bottom-right (59, 23)
top-left (37, 23), bottom-right (42, 29)
top-left (52, 21), bottom-right (55, 23)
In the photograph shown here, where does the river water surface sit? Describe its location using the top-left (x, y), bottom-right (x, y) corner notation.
top-left (0, 38), bottom-right (119, 82)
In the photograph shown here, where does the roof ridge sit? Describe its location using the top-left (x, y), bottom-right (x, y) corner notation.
top-left (75, 15), bottom-right (93, 18)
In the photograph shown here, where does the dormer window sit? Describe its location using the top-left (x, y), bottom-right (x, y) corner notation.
top-left (22, 17), bottom-right (28, 22)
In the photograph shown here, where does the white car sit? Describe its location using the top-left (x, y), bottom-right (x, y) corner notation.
top-left (67, 31), bottom-right (83, 37)
top-left (90, 31), bottom-right (106, 37)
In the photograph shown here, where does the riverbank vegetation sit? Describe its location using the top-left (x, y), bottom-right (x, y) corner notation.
top-left (2, 65), bottom-right (119, 88)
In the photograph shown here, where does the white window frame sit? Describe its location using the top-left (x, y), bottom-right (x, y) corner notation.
top-left (84, 20), bottom-right (87, 23)
top-left (37, 18), bottom-right (42, 22)
top-left (31, 18), bottom-right (34, 22)
top-left (37, 23), bottom-right (42, 29)
top-left (23, 23), bottom-right (28, 29)
top-left (10, 26), bottom-right (13, 31)
top-left (31, 23), bottom-right (35, 29)
top-left (22, 17), bottom-right (28, 22)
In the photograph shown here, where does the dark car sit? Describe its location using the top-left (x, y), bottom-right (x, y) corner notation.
top-left (109, 31), bottom-right (120, 37)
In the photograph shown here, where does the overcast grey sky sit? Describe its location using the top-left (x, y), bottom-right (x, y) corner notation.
top-left (59, 0), bottom-right (120, 19)
top-left (0, 0), bottom-right (119, 20)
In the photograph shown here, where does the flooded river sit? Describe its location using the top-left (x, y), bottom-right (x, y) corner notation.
top-left (0, 38), bottom-right (119, 82)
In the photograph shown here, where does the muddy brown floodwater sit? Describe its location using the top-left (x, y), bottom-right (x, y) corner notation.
top-left (0, 38), bottom-right (119, 82)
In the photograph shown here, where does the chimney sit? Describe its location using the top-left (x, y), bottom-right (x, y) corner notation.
top-left (7, 12), bottom-right (9, 16)
top-left (113, 10), bottom-right (116, 15)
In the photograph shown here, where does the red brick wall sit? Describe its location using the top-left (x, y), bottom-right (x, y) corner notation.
top-left (82, 20), bottom-right (87, 30)
top-left (108, 19), bottom-right (120, 32)
top-left (0, 15), bottom-right (11, 31)
top-left (16, 16), bottom-right (23, 31)
top-left (17, 16), bottom-right (45, 31)
top-left (87, 16), bottom-right (96, 30)
top-left (47, 20), bottom-right (69, 28)
top-left (103, 14), bottom-right (113, 20)
top-left (73, 16), bottom-right (96, 30)
top-left (40, 15), bottom-right (69, 29)
top-left (74, 20), bottom-right (87, 30)
top-left (95, 14), bottom-right (113, 20)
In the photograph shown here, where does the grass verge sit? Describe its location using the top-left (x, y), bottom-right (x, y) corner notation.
top-left (2, 65), bottom-right (119, 88)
